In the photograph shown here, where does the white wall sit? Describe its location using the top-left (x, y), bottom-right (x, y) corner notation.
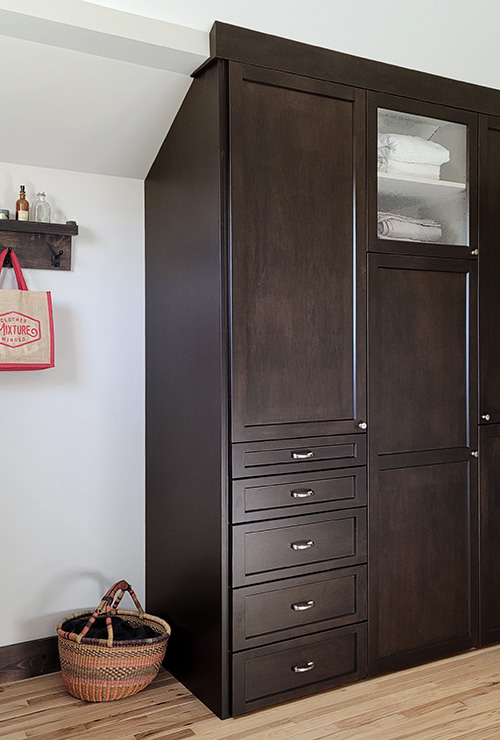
top-left (85, 0), bottom-right (500, 91)
top-left (0, 163), bottom-right (145, 646)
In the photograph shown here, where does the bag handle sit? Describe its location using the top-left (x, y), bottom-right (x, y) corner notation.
top-left (0, 249), bottom-right (28, 290)
top-left (76, 580), bottom-right (145, 647)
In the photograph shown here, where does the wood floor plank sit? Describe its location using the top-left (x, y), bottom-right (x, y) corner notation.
top-left (3, 646), bottom-right (500, 739)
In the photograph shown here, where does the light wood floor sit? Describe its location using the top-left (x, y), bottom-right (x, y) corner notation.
top-left (3, 645), bottom-right (500, 739)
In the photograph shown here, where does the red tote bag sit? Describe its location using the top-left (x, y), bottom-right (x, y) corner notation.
top-left (0, 248), bottom-right (55, 370)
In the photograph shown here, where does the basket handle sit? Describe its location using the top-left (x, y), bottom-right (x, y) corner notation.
top-left (76, 580), bottom-right (145, 647)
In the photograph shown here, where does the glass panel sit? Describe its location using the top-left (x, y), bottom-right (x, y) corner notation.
top-left (377, 108), bottom-right (468, 246)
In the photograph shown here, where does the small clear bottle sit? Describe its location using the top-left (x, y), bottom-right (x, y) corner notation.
top-left (33, 192), bottom-right (51, 223)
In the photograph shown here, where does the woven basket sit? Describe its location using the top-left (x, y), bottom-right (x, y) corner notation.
top-left (57, 580), bottom-right (170, 702)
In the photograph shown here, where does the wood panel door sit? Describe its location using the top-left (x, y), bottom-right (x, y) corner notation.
top-left (480, 424), bottom-right (500, 645)
top-left (369, 254), bottom-right (477, 464)
top-left (479, 115), bottom-right (500, 425)
top-left (229, 63), bottom-right (366, 442)
top-left (368, 254), bottom-right (478, 673)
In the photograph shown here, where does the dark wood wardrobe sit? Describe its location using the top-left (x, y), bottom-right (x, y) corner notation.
top-left (145, 22), bottom-right (500, 718)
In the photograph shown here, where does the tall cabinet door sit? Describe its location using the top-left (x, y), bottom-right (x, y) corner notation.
top-left (369, 254), bottom-right (478, 674)
top-left (478, 116), bottom-right (500, 645)
top-left (480, 425), bottom-right (500, 645)
top-left (229, 64), bottom-right (366, 443)
top-left (479, 115), bottom-right (500, 425)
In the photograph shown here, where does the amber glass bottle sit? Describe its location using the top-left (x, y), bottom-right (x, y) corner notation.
top-left (16, 186), bottom-right (29, 221)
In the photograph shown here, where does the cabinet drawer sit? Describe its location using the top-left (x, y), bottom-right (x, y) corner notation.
top-left (232, 468), bottom-right (366, 522)
top-left (232, 435), bottom-right (366, 478)
top-left (232, 623), bottom-right (367, 715)
top-left (232, 566), bottom-right (367, 650)
top-left (232, 509), bottom-right (367, 586)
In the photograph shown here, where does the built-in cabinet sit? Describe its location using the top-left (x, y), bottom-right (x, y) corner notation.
top-left (145, 22), bottom-right (500, 720)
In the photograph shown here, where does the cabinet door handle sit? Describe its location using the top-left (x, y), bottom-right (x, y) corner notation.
top-left (291, 540), bottom-right (314, 550)
top-left (482, 414), bottom-right (491, 421)
top-left (292, 661), bottom-right (315, 673)
top-left (291, 489), bottom-right (315, 498)
top-left (291, 450), bottom-right (314, 460)
top-left (358, 421), bottom-right (367, 430)
top-left (471, 450), bottom-right (479, 458)
top-left (291, 600), bottom-right (315, 611)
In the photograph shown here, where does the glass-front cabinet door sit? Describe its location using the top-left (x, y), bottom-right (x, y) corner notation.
top-left (368, 93), bottom-right (477, 258)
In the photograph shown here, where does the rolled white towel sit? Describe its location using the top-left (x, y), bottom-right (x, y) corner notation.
top-left (378, 212), bottom-right (442, 242)
top-left (378, 159), bottom-right (441, 179)
top-left (378, 133), bottom-right (450, 166)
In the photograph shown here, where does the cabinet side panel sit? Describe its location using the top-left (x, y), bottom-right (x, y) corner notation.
top-left (145, 62), bottom-right (228, 718)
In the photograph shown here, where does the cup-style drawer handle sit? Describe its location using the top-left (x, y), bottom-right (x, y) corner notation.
top-left (291, 540), bottom-right (314, 550)
top-left (291, 489), bottom-right (315, 499)
top-left (292, 661), bottom-right (315, 673)
top-left (291, 450), bottom-right (314, 460)
top-left (291, 600), bottom-right (315, 611)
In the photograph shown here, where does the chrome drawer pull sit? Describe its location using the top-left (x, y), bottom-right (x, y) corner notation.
top-left (291, 450), bottom-right (314, 460)
top-left (291, 489), bottom-right (315, 498)
top-left (291, 540), bottom-right (314, 550)
top-left (292, 661), bottom-right (315, 673)
top-left (291, 600), bottom-right (315, 611)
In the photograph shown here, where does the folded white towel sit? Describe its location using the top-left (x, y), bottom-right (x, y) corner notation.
top-left (378, 212), bottom-right (442, 242)
top-left (378, 159), bottom-right (441, 179)
top-left (378, 133), bottom-right (450, 166)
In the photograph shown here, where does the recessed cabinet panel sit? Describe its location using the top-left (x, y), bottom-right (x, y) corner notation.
top-left (230, 63), bottom-right (366, 442)
top-left (372, 460), bottom-right (477, 670)
top-left (368, 254), bottom-right (476, 460)
top-left (479, 116), bottom-right (500, 425)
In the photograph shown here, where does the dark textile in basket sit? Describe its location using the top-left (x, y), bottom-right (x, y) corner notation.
top-left (63, 615), bottom-right (159, 641)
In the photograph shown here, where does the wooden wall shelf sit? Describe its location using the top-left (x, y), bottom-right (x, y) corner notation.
top-left (0, 220), bottom-right (78, 270)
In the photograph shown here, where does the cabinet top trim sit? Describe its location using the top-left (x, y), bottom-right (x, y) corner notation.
top-left (205, 22), bottom-right (500, 117)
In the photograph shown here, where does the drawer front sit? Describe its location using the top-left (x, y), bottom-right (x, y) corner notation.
top-left (232, 624), bottom-right (367, 715)
top-left (232, 509), bottom-right (367, 586)
top-left (232, 566), bottom-right (367, 650)
top-left (232, 435), bottom-right (366, 478)
top-left (232, 468), bottom-right (366, 522)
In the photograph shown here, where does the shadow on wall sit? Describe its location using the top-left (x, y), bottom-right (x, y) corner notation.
top-left (22, 571), bottom-right (113, 640)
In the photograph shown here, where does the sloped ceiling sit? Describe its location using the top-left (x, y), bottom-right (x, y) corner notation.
top-left (0, 1), bottom-right (208, 178)
top-left (2, 0), bottom-right (500, 179)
